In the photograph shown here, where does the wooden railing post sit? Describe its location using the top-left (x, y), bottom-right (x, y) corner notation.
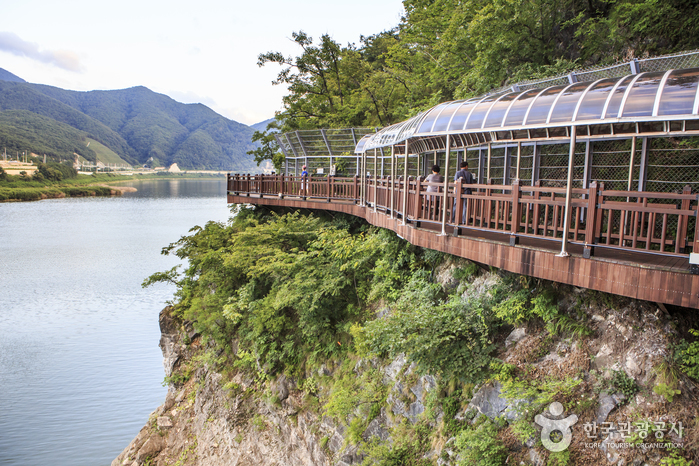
top-left (510, 179), bottom-right (521, 245)
top-left (455, 178), bottom-right (464, 229)
top-left (353, 175), bottom-right (359, 204)
top-left (246, 174), bottom-right (251, 197)
top-left (677, 185), bottom-right (692, 253)
top-left (584, 181), bottom-right (598, 258)
top-left (327, 175), bottom-right (332, 202)
top-left (595, 182), bottom-right (605, 243)
top-left (414, 176), bottom-right (422, 226)
top-left (280, 174), bottom-right (285, 199)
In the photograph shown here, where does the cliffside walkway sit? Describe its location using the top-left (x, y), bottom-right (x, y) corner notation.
top-left (228, 173), bottom-right (699, 309)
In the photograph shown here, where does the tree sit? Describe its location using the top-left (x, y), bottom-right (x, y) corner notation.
top-left (247, 120), bottom-right (285, 172)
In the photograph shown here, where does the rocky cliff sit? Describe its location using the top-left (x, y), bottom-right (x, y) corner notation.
top-left (114, 263), bottom-right (698, 466)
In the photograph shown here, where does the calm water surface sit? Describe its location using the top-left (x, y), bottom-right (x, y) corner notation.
top-left (0, 179), bottom-right (231, 466)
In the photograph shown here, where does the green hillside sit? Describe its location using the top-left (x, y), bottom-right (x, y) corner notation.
top-left (0, 81), bottom-right (137, 163)
top-left (31, 85), bottom-right (258, 170)
top-left (84, 138), bottom-right (129, 165)
top-left (0, 81), bottom-right (259, 171)
top-left (0, 110), bottom-right (98, 161)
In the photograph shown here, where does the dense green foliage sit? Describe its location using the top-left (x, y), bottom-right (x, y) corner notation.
top-left (675, 329), bottom-right (699, 381)
top-left (356, 271), bottom-right (496, 384)
top-left (145, 207), bottom-right (426, 376)
top-left (250, 0), bottom-right (699, 164)
top-left (0, 81), bottom-right (258, 171)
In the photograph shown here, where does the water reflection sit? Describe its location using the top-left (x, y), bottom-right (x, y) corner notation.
top-left (0, 179), bottom-right (230, 466)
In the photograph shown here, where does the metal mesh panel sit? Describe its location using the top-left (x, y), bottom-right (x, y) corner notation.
top-left (488, 147), bottom-right (506, 183)
top-left (589, 139), bottom-right (636, 191)
top-left (509, 144), bottom-right (535, 186)
top-left (638, 51), bottom-right (699, 73)
top-left (466, 149), bottom-right (481, 183)
top-left (538, 143), bottom-right (586, 188)
top-left (489, 50), bottom-right (699, 96)
top-left (518, 76), bottom-right (569, 91)
top-left (574, 63), bottom-right (631, 82)
top-left (645, 137), bottom-right (699, 193)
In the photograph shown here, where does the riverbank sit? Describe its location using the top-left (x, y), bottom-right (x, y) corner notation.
top-left (0, 172), bottom-right (226, 202)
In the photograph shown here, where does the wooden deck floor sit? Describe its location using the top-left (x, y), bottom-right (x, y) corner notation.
top-left (229, 193), bottom-right (699, 309)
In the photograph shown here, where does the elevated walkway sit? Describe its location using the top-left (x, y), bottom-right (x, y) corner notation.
top-left (228, 174), bottom-right (699, 309)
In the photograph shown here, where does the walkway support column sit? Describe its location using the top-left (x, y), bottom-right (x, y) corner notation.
top-left (402, 140), bottom-right (409, 225)
top-left (390, 145), bottom-right (396, 219)
top-left (359, 151), bottom-right (366, 207)
top-left (440, 135), bottom-right (452, 235)
top-left (558, 126), bottom-right (576, 257)
top-left (373, 148), bottom-right (378, 213)
top-left (515, 142), bottom-right (522, 181)
top-left (487, 142), bottom-right (492, 181)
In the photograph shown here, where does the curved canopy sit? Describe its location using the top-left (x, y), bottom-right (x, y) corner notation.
top-left (357, 68), bottom-right (699, 153)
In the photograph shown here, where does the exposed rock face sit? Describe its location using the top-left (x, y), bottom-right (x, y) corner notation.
top-left (115, 271), bottom-right (696, 466)
top-left (158, 307), bottom-right (182, 379)
top-left (113, 309), bottom-right (333, 466)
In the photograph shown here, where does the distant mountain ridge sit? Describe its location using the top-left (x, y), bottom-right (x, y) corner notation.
top-left (0, 68), bottom-right (25, 83)
top-left (0, 70), bottom-right (260, 171)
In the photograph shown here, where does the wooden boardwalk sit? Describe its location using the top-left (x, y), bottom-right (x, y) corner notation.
top-left (228, 174), bottom-right (699, 309)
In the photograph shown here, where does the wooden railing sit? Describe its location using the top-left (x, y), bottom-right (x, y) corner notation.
top-left (228, 173), bottom-right (699, 258)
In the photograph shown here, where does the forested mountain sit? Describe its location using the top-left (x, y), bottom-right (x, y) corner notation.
top-left (0, 78), bottom-right (259, 171)
top-left (0, 68), bottom-right (25, 83)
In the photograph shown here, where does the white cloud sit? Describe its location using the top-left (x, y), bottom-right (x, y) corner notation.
top-left (0, 32), bottom-right (82, 72)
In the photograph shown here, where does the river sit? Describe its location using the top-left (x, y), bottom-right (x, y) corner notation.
top-left (0, 178), bottom-right (231, 466)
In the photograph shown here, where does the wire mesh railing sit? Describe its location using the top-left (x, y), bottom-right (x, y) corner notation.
top-left (493, 49), bottom-right (699, 95)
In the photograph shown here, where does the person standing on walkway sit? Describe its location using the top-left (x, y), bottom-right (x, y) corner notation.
top-left (452, 161), bottom-right (474, 223)
top-left (299, 165), bottom-right (309, 195)
top-left (425, 164), bottom-right (444, 220)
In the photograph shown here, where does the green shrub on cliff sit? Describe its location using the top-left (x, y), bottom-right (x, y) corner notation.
top-left (144, 206), bottom-right (422, 377)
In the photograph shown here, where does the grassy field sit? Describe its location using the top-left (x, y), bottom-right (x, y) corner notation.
top-left (84, 138), bottom-right (130, 165)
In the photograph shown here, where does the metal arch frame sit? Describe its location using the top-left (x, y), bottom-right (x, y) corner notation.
top-left (481, 92), bottom-right (516, 129)
top-left (572, 78), bottom-right (606, 122)
top-left (652, 69), bottom-right (675, 117)
top-left (546, 82), bottom-right (578, 124)
top-left (501, 89), bottom-right (537, 127)
top-left (601, 75), bottom-right (632, 119)
top-left (617, 72), bottom-right (647, 118)
top-left (522, 87), bottom-right (553, 126)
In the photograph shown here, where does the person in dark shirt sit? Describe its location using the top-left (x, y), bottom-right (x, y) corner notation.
top-left (452, 161), bottom-right (474, 223)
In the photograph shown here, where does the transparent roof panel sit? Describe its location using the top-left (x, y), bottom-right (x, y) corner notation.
top-left (603, 75), bottom-right (635, 118)
top-left (356, 67), bottom-right (699, 152)
top-left (448, 101), bottom-right (479, 131)
top-left (524, 85), bottom-right (567, 125)
top-left (433, 101), bottom-right (466, 132)
top-left (574, 78), bottom-right (618, 121)
top-left (548, 82), bottom-right (592, 123)
top-left (465, 96), bottom-right (501, 129)
top-left (503, 89), bottom-right (542, 126)
top-left (658, 68), bottom-right (699, 115)
top-left (483, 93), bottom-right (518, 128)
top-left (621, 71), bottom-right (666, 117)
top-left (417, 104), bottom-right (448, 133)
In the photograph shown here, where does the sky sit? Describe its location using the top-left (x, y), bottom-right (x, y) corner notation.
top-left (0, 0), bottom-right (404, 126)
